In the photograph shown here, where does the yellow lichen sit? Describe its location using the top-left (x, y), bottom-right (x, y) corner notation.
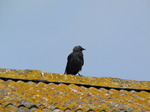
top-left (0, 68), bottom-right (150, 111)
top-left (0, 68), bottom-right (150, 89)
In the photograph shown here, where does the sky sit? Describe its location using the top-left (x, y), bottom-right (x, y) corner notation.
top-left (0, 0), bottom-right (150, 81)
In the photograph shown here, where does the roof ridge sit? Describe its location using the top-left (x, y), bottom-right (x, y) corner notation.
top-left (0, 68), bottom-right (150, 90)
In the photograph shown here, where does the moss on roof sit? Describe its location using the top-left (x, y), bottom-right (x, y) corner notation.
top-left (0, 68), bottom-right (149, 89)
top-left (0, 68), bottom-right (150, 112)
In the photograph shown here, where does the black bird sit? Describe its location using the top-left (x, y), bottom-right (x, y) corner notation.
top-left (64, 46), bottom-right (85, 75)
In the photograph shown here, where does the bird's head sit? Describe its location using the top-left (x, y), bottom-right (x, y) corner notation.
top-left (73, 46), bottom-right (85, 52)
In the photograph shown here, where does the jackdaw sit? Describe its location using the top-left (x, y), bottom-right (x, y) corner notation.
top-left (64, 45), bottom-right (85, 75)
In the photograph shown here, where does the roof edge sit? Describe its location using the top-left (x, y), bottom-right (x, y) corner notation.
top-left (0, 68), bottom-right (150, 90)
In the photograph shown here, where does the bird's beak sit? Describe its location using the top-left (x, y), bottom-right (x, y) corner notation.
top-left (82, 48), bottom-right (85, 50)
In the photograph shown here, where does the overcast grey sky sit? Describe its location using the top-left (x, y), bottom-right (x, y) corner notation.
top-left (0, 0), bottom-right (150, 81)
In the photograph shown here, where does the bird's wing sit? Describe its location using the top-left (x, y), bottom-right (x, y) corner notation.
top-left (64, 53), bottom-right (73, 74)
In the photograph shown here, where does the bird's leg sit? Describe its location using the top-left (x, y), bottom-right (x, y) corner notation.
top-left (78, 73), bottom-right (83, 76)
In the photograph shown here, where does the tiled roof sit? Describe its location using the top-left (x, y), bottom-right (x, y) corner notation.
top-left (0, 68), bottom-right (150, 112)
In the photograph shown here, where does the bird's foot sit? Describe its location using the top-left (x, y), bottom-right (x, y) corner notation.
top-left (78, 73), bottom-right (83, 76)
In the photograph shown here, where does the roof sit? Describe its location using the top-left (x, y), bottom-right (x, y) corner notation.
top-left (0, 68), bottom-right (150, 112)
